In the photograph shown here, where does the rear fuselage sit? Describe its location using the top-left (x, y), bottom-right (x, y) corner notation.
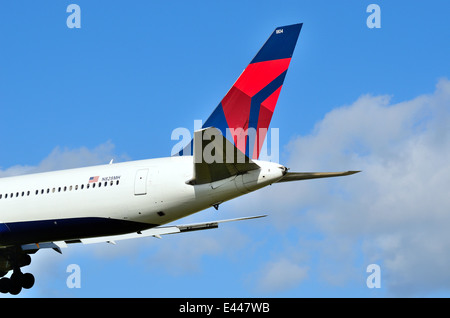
top-left (0, 156), bottom-right (284, 246)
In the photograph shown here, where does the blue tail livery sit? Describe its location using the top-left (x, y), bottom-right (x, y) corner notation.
top-left (180, 23), bottom-right (303, 159)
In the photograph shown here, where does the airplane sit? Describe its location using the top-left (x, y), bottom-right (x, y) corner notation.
top-left (0, 23), bottom-right (359, 295)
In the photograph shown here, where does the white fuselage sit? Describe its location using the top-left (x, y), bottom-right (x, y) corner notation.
top-left (0, 156), bottom-right (284, 247)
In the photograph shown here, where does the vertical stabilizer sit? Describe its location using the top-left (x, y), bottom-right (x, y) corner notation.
top-left (180, 23), bottom-right (302, 159)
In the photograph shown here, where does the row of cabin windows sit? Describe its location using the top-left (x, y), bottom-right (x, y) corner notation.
top-left (0, 180), bottom-right (120, 200)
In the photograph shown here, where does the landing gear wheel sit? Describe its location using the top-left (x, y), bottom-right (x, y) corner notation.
top-left (9, 281), bottom-right (22, 295)
top-left (0, 277), bottom-right (11, 294)
top-left (9, 272), bottom-right (23, 295)
top-left (0, 248), bottom-right (38, 295)
top-left (0, 271), bottom-right (35, 295)
top-left (22, 273), bottom-right (35, 289)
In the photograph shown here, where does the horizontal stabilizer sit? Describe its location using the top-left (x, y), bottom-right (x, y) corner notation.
top-left (277, 171), bottom-right (360, 182)
top-left (187, 127), bottom-right (260, 185)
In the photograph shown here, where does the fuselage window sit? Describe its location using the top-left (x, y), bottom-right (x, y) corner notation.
top-left (0, 178), bottom-right (123, 203)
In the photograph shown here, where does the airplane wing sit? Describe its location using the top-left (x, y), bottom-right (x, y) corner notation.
top-left (276, 171), bottom-right (360, 182)
top-left (20, 215), bottom-right (267, 252)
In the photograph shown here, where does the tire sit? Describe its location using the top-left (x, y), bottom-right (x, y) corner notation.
top-left (0, 277), bottom-right (11, 294)
top-left (22, 273), bottom-right (35, 289)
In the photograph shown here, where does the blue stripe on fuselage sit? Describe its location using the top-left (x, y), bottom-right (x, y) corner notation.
top-left (0, 218), bottom-right (155, 246)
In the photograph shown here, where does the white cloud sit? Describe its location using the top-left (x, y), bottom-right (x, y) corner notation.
top-left (0, 141), bottom-right (128, 178)
top-left (254, 258), bottom-right (309, 293)
top-left (238, 78), bottom-right (450, 296)
top-left (135, 226), bottom-right (250, 276)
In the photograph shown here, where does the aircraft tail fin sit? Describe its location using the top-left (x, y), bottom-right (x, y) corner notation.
top-left (180, 23), bottom-right (303, 159)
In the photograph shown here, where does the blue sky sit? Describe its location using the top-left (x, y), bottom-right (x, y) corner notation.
top-left (1, 1), bottom-right (450, 298)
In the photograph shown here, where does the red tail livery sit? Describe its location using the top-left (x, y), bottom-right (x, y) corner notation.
top-left (181, 23), bottom-right (303, 158)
